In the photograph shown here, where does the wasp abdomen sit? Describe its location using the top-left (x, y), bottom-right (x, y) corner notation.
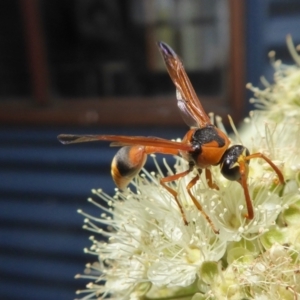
top-left (111, 146), bottom-right (147, 190)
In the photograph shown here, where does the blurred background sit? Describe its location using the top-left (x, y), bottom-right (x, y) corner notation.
top-left (0, 0), bottom-right (300, 299)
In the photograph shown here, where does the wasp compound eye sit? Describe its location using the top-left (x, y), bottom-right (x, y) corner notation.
top-left (220, 145), bottom-right (250, 181)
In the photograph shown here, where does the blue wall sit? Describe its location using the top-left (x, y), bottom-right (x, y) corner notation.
top-left (0, 126), bottom-right (185, 300)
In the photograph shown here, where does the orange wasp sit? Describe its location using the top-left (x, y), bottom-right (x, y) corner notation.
top-left (58, 42), bottom-right (284, 233)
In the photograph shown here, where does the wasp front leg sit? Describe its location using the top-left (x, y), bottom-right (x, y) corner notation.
top-left (205, 168), bottom-right (219, 190)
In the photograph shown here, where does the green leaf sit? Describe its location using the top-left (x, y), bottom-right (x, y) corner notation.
top-left (260, 227), bottom-right (285, 250)
top-left (199, 261), bottom-right (219, 285)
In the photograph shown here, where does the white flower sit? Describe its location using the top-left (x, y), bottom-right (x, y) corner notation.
top-left (75, 37), bottom-right (300, 300)
top-left (76, 162), bottom-right (228, 299)
top-left (211, 243), bottom-right (300, 299)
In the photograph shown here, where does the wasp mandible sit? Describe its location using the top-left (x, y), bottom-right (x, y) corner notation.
top-left (58, 42), bottom-right (284, 233)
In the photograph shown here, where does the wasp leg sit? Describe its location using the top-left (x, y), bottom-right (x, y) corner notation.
top-left (245, 152), bottom-right (284, 184)
top-left (237, 160), bottom-right (254, 220)
top-left (205, 168), bottom-right (219, 190)
top-left (186, 173), bottom-right (219, 234)
top-left (160, 168), bottom-right (192, 226)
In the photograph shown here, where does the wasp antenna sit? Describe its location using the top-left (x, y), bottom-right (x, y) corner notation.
top-left (244, 152), bottom-right (284, 185)
top-left (228, 115), bottom-right (243, 145)
top-left (238, 160), bottom-right (254, 220)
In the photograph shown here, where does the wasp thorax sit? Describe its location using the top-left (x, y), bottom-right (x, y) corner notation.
top-left (220, 145), bottom-right (250, 181)
top-left (191, 125), bottom-right (226, 148)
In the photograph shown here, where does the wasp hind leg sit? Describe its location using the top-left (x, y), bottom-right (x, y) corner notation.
top-left (186, 172), bottom-right (219, 234)
top-left (205, 168), bottom-right (219, 190)
top-left (160, 167), bottom-right (193, 226)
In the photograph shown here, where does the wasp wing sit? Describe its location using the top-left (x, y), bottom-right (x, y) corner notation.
top-left (158, 41), bottom-right (211, 128)
top-left (176, 89), bottom-right (199, 128)
top-left (57, 134), bottom-right (193, 152)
